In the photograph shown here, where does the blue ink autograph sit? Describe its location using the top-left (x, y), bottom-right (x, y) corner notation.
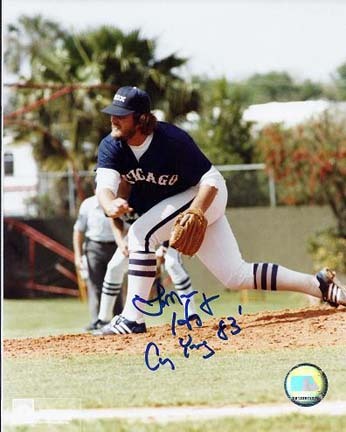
top-left (178, 334), bottom-right (215, 359)
top-left (217, 305), bottom-right (243, 340)
top-left (144, 342), bottom-right (175, 371)
top-left (132, 284), bottom-right (200, 316)
top-left (171, 291), bottom-right (218, 336)
top-left (141, 287), bottom-right (243, 372)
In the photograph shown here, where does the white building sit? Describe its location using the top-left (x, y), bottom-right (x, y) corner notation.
top-left (3, 136), bottom-right (38, 217)
top-left (243, 100), bottom-right (346, 128)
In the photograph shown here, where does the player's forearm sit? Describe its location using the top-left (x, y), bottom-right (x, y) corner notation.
top-left (109, 218), bottom-right (129, 256)
top-left (95, 168), bottom-right (123, 215)
top-left (110, 218), bottom-right (125, 244)
top-left (96, 188), bottom-right (117, 210)
top-left (96, 188), bottom-right (133, 218)
top-left (190, 184), bottom-right (218, 213)
top-left (72, 230), bottom-right (84, 265)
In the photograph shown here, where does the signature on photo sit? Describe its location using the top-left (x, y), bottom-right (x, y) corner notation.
top-left (132, 286), bottom-right (243, 371)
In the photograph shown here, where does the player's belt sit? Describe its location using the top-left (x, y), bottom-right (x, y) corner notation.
top-left (86, 238), bottom-right (116, 245)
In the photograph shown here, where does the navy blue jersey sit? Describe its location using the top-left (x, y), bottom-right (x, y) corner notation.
top-left (97, 122), bottom-right (212, 215)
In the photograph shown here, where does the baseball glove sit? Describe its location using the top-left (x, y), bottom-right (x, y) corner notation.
top-left (169, 208), bottom-right (208, 256)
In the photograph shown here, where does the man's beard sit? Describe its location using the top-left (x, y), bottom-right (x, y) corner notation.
top-left (111, 125), bottom-right (137, 141)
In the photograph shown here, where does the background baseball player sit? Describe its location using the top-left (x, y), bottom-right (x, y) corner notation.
top-left (73, 192), bottom-right (119, 330)
top-left (95, 85), bottom-right (346, 334)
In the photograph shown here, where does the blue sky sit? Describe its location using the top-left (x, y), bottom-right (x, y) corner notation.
top-left (3, 0), bottom-right (346, 82)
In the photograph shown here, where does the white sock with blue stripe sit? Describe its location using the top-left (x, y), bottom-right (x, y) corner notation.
top-left (122, 252), bottom-right (156, 322)
top-left (253, 263), bottom-right (320, 297)
top-left (98, 281), bottom-right (122, 322)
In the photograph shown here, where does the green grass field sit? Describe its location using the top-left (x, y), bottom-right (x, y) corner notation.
top-left (4, 415), bottom-right (346, 432)
top-left (4, 347), bottom-right (346, 408)
top-left (3, 294), bottom-right (346, 431)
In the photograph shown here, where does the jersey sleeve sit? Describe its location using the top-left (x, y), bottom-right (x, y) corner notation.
top-left (177, 132), bottom-right (212, 186)
top-left (97, 135), bottom-right (123, 171)
top-left (95, 168), bottom-right (121, 194)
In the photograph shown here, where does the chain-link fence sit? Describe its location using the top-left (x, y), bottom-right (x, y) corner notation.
top-left (218, 164), bottom-right (276, 208)
top-left (8, 165), bottom-right (276, 218)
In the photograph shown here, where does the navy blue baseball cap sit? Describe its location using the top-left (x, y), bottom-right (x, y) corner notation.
top-left (101, 86), bottom-right (151, 116)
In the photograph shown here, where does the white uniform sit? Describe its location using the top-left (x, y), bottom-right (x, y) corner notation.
top-left (97, 120), bottom-right (323, 325)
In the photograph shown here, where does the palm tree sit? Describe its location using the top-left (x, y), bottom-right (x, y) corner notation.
top-left (72, 26), bottom-right (200, 120)
top-left (4, 16), bottom-right (200, 210)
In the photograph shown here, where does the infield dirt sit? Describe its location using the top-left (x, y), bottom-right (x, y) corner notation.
top-left (4, 306), bottom-right (345, 357)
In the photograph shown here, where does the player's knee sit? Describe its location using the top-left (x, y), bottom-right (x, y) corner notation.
top-left (106, 261), bottom-right (119, 274)
top-left (127, 225), bottom-right (141, 251)
top-left (165, 259), bottom-right (180, 276)
top-left (224, 261), bottom-right (253, 290)
top-left (163, 254), bottom-right (175, 272)
top-left (165, 255), bottom-right (187, 282)
top-left (127, 221), bottom-right (158, 252)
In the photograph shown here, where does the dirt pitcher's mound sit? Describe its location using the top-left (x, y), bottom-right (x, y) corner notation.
top-left (4, 306), bottom-right (345, 358)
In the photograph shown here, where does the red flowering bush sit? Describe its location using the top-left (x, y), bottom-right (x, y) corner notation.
top-left (257, 112), bottom-right (346, 271)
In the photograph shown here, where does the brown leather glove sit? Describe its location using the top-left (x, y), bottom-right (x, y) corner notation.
top-left (169, 208), bottom-right (207, 256)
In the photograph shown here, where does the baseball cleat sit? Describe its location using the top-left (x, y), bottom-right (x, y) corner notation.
top-left (93, 315), bottom-right (147, 335)
top-left (84, 319), bottom-right (110, 332)
top-left (316, 268), bottom-right (346, 307)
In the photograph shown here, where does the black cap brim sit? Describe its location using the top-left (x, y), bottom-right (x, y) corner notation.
top-left (101, 104), bottom-right (135, 116)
